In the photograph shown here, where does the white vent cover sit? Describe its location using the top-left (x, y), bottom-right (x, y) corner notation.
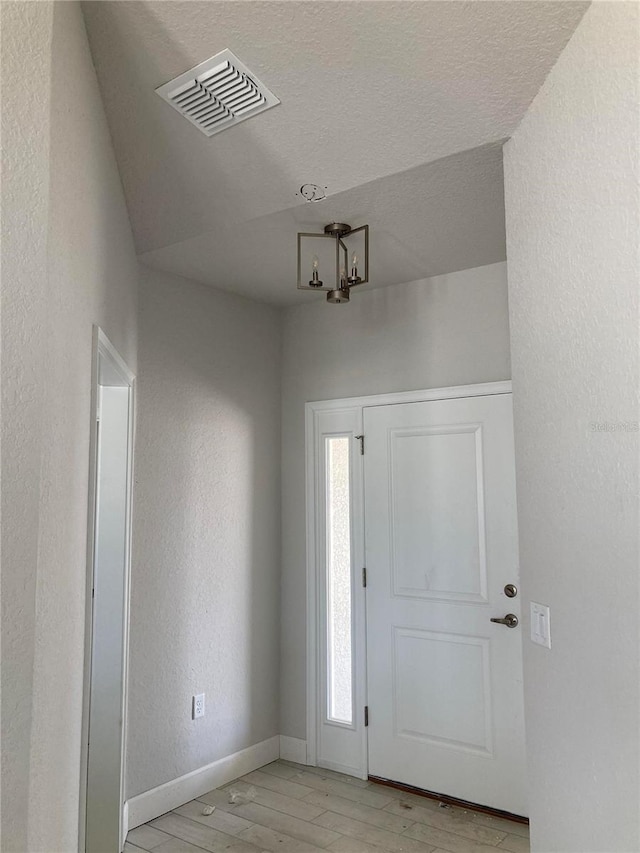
top-left (156, 49), bottom-right (279, 137)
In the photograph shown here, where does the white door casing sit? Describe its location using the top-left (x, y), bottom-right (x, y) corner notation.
top-left (81, 328), bottom-right (135, 853)
top-left (364, 393), bottom-right (527, 815)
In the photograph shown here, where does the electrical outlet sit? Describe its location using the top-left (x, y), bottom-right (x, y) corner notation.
top-left (192, 693), bottom-right (205, 719)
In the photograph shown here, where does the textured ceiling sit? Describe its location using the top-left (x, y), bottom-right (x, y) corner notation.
top-left (83, 1), bottom-right (588, 304)
top-left (140, 143), bottom-right (507, 305)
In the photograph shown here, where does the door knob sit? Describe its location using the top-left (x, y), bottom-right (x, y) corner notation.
top-left (490, 613), bottom-right (519, 628)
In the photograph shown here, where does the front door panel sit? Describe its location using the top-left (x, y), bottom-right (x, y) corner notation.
top-left (364, 393), bottom-right (527, 815)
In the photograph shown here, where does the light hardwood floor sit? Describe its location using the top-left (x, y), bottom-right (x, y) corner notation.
top-left (125, 760), bottom-right (530, 853)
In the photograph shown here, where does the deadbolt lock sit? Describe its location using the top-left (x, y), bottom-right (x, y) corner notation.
top-left (504, 583), bottom-right (518, 598)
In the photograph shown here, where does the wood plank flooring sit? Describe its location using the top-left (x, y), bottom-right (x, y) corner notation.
top-left (126, 760), bottom-right (530, 853)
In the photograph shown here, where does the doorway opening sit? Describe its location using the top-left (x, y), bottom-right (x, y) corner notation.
top-left (79, 328), bottom-right (135, 853)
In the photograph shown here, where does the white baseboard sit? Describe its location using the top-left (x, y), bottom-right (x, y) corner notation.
top-left (279, 735), bottom-right (308, 764)
top-left (126, 735), bottom-right (280, 831)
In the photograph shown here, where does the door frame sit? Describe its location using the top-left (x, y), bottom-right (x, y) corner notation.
top-left (79, 327), bottom-right (136, 852)
top-left (305, 381), bottom-right (512, 778)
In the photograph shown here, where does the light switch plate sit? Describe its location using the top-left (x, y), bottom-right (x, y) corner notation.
top-left (530, 602), bottom-right (551, 648)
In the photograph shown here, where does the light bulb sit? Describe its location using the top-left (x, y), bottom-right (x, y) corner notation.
top-left (309, 255), bottom-right (322, 287)
top-left (350, 251), bottom-right (359, 281)
top-left (340, 266), bottom-right (347, 282)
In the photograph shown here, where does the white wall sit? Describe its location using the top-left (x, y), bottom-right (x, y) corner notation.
top-left (503, 4), bottom-right (640, 851)
top-left (280, 262), bottom-right (511, 737)
top-left (127, 266), bottom-right (282, 798)
top-left (1, 2), bottom-right (139, 849)
top-left (1, 4), bottom-right (54, 848)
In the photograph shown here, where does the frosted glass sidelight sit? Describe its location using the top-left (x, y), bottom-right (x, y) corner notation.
top-left (326, 436), bottom-right (353, 724)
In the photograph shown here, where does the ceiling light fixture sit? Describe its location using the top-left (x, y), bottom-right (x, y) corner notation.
top-left (297, 222), bottom-right (369, 304)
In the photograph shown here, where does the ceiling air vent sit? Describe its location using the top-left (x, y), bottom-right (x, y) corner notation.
top-left (155, 49), bottom-right (279, 137)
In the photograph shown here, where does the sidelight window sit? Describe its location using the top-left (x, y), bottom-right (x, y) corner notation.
top-left (325, 436), bottom-right (353, 725)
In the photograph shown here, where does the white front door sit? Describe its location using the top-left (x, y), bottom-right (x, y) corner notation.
top-left (364, 392), bottom-right (527, 816)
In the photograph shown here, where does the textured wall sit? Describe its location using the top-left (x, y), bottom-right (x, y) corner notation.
top-left (280, 262), bottom-right (511, 738)
top-left (1, 3), bottom-right (139, 850)
top-left (1, 4), bottom-right (54, 849)
top-left (127, 266), bottom-right (281, 798)
top-left (503, 3), bottom-right (640, 851)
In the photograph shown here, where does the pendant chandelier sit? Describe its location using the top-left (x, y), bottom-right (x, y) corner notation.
top-left (297, 222), bottom-right (369, 303)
